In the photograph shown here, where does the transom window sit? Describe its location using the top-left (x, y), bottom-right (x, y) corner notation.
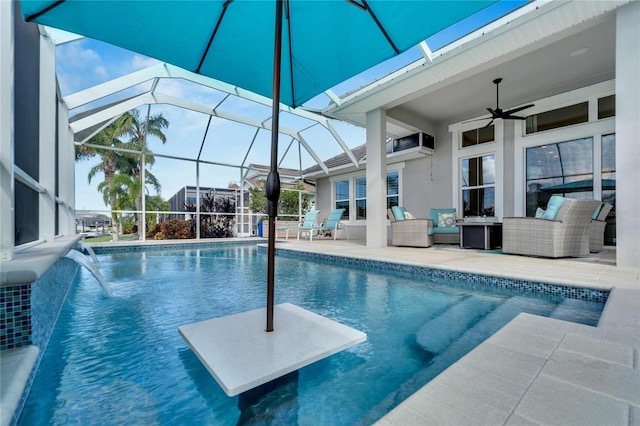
top-left (526, 102), bottom-right (588, 134)
top-left (462, 125), bottom-right (494, 147)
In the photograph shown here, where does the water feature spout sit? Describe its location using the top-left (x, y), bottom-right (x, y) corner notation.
top-left (65, 249), bottom-right (113, 297)
top-left (74, 240), bottom-right (100, 267)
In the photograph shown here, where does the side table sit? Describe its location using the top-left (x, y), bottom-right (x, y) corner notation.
top-left (456, 221), bottom-right (502, 250)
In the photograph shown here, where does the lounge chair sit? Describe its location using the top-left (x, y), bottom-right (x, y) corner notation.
top-left (278, 210), bottom-right (320, 240)
top-left (590, 202), bottom-right (613, 252)
top-left (503, 197), bottom-right (600, 258)
top-left (305, 208), bottom-right (349, 241)
top-left (428, 208), bottom-right (460, 244)
top-left (387, 208), bottom-right (433, 247)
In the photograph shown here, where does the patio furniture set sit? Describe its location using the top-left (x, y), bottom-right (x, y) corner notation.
top-left (277, 209), bottom-right (349, 241)
top-left (387, 197), bottom-right (612, 258)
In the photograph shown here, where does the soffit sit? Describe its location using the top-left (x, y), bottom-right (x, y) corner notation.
top-left (322, 0), bottom-right (627, 136)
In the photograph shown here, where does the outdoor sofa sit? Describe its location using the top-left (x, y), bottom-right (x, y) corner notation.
top-left (428, 208), bottom-right (460, 244)
top-left (503, 197), bottom-right (601, 258)
top-left (387, 207), bottom-right (433, 247)
top-left (590, 202), bottom-right (613, 252)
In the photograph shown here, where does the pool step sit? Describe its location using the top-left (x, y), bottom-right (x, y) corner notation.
top-left (0, 345), bottom-right (40, 426)
top-left (416, 296), bottom-right (501, 355)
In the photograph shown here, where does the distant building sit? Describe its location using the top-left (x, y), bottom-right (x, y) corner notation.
top-left (167, 186), bottom-right (249, 220)
top-left (244, 164), bottom-right (315, 194)
top-left (75, 211), bottom-right (112, 235)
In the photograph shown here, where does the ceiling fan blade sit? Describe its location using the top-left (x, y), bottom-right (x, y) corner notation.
top-left (502, 115), bottom-right (527, 120)
top-left (486, 107), bottom-right (497, 116)
top-left (483, 119), bottom-right (494, 129)
top-left (505, 103), bottom-right (535, 115)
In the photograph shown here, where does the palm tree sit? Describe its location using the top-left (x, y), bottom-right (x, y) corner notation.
top-left (123, 109), bottom-right (169, 235)
top-left (76, 109), bottom-right (169, 239)
top-left (77, 114), bottom-right (135, 240)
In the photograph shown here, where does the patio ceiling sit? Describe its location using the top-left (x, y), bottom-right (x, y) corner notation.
top-left (322, 0), bottom-right (627, 137)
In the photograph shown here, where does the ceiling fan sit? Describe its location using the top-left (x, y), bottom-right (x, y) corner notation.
top-left (466, 78), bottom-right (535, 128)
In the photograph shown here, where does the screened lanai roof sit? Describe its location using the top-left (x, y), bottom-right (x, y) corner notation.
top-left (44, 0), bottom-right (533, 207)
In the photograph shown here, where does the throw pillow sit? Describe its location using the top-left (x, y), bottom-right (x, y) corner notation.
top-left (592, 203), bottom-right (603, 220)
top-left (542, 196), bottom-right (566, 220)
top-left (535, 207), bottom-right (545, 218)
top-left (437, 212), bottom-right (457, 227)
top-left (391, 206), bottom-right (406, 221)
top-left (404, 211), bottom-right (416, 220)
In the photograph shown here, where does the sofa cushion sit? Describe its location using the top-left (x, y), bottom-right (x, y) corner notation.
top-left (437, 212), bottom-right (457, 227)
top-left (592, 203), bottom-right (603, 220)
top-left (535, 207), bottom-right (546, 218)
top-left (429, 208), bottom-right (457, 227)
top-left (391, 206), bottom-right (406, 221)
top-left (433, 226), bottom-right (459, 234)
top-left (404, 211), bottom-right (416, 220)
top-left (542, 196), bottom-right (566, 220)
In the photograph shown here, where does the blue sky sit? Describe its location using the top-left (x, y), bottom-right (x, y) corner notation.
top-left (59, 0), bottom-right (529, 212)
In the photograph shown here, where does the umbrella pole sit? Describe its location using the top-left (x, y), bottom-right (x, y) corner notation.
top-left (265, 0), bottom-right (284, 332)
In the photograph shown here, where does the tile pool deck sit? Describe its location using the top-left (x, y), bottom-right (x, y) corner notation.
top-left (270, 239), bottom-right (639, 425)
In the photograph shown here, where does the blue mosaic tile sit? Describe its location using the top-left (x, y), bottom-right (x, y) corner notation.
top-left (268, 247), bottom-right (609, 303)
top-left (92, 239), bottom-right (257, 254)
top-left (0, 284), bottom-right (32, 351)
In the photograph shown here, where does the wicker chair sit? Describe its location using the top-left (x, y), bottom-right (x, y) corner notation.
top-left (387, 209), bottom-right (433, 247)
top-left (503, 198), bottom-right (601, 258)
top-left (428, 208), bottom-right (460, 244)
top-left (590, 203), bottom-right (613, 252)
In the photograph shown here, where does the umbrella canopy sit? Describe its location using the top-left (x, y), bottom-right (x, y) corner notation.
top-left (20, 0), bottom-right (497, 331)
top-left (20, 0), bottom-right (496, 108)
top-left (541, 179), bottom-right (616, 194)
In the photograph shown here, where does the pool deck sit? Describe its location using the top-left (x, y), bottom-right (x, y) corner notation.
top-left (271, 238), bottom-right (639, 425)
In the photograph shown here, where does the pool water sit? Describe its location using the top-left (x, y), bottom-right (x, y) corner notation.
top-left (19, 246), bottom-right (604, 425)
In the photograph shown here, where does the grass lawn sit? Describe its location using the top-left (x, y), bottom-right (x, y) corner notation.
top-left (82, 234), bottom-right (139, 243)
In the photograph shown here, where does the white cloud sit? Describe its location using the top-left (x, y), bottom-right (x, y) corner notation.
top-left (94, 65), bottom-right (108, 79)
top-left (130, 54), bottom-right (160, 71)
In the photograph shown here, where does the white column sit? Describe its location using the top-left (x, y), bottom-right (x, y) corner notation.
top-left (615, 1), bottom-right (640, 268)
top-left (0, 1), bottom-right (15, 260)
top-left (365, 108), bottom-right (387, 248)
top-left (39, 34), bottom-right (57, 241)
top-left (57, 101), bottom-right (74, 235)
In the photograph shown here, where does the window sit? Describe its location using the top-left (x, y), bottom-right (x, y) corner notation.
top-left (462, 125), bottom-right (494, 147)
top-left (526, 102), bottom-right (588, 134)
top-left (355, 177), bottom-right (366, 220)
top-left (461, 154), bottom-right (495, 217)
top-left (601, 134), bottom-right (616, 244)
top-left (335, 180), bottom-right (349, 219)
top-left (525, 138), bottom-right (593, 216)
top-left (598, 95), bottom-right (615, 119)
top-left (386, 171), bottom-right (399, 209)
top-left (333, 171), bottom-right (400, 220)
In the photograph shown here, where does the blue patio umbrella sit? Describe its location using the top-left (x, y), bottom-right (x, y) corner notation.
top-left (20, 0), bottom-right (497, 331)
top-left (541, 179), bottom-right (616, 194)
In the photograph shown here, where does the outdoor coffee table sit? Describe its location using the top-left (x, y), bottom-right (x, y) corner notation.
top-left (457, 221), bottom-right (503, 250)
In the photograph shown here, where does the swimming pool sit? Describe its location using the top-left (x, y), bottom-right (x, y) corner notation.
top-left (19, 244), bottom-right (605, 425)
